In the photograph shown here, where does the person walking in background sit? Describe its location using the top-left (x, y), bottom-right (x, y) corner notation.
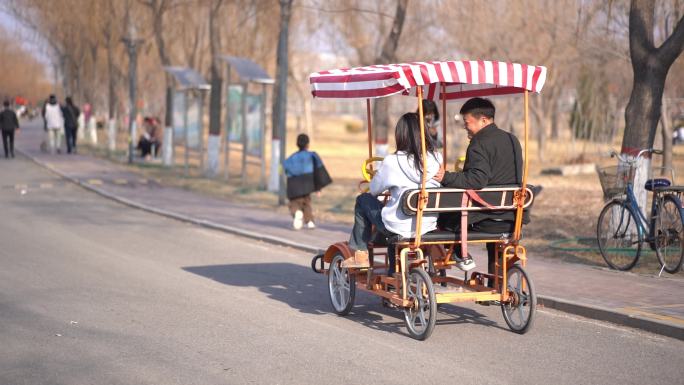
top-left (0, 100), bottom-right (20, 158)
top-left (62, 97), bottom-right (80, 154)
top-left (44, 95), bottom-right (64, 154)
top-left (81, 103), bottom-right (98, 145)
top-left (283, 133), bottom-right (332, 230)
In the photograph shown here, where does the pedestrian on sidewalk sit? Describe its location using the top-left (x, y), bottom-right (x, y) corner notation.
top-left (137, 117), bottom-right (161, 159)
top-left (0, 100), bottom-right (20, 158)
top-left (62, 97), bottom-right (80, 154)
top-left (44, 95), bottom-right (64, 154)
top-left (283, 133), bottom-right (332, 230)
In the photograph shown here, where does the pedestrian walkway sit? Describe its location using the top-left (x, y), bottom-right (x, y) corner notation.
top-left (14, 120), bottom-right (684, 339)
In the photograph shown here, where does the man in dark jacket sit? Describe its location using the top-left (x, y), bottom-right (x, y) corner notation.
top-left (434, 97), bottom-right (522, 281)
top-left (0, 100), bottom-right (20, 158)
top-left (62, 97), bottom-right (80, 154)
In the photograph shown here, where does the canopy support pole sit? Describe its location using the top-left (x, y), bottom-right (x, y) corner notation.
top-left (513, 90), bottom-right (529, 243)
top-left (366, 99), bottom-right (373, 159)
top-left (441, 83), bottom-right (447, 163)
top-left (414, 87), bottom-right (428, 249)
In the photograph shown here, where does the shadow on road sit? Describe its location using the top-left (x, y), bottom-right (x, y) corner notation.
top-left (183, 262), bottom-right (501, 337)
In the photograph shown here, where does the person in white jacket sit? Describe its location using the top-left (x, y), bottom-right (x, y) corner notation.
top-left (342, 112), bottom-right (442, 269)
top-left (43, 95), bottom-right (64, 154)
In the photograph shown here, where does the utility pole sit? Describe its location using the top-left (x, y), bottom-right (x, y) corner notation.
top-left (122, 5), bottom-right (143, 164)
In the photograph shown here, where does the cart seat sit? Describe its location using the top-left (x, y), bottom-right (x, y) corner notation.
top-left (370, 230), bottom-right (513, 247)
top-left (367, 185), bottom-right (539, 248)
top-left (392, 230), bottom-right (512, 243)
top-left (401, 185), bottom-right (537, 216)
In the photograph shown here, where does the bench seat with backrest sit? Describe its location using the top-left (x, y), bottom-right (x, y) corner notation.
top-left (370, 185), bottom-right (537, 246)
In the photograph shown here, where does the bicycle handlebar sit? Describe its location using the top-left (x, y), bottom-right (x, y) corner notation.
top-left (609, 148), bottom-right (662, 163)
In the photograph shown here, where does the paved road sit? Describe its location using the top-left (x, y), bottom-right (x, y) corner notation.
top-left (14, 119), bottom-right (684, 332)
top-left (1, 156), bottom-right (683, 385)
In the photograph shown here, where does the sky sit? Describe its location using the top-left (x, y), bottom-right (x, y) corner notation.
top-left (0, 9), bottom-right (53, 78)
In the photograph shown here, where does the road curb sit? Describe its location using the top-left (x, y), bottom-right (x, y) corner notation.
top-left (19, 151), bottom-right (322, 255)
top-left (19, 150), bottom-right (683, 341)
top-left (538, 296), bottom-right (683, 340)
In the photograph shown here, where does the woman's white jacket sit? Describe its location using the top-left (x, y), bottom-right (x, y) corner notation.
top-left (369, 151), bottom-right (443, 238)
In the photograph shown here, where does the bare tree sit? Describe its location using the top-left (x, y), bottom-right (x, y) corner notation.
top-left (623, 0), bottom-right (684, 153)
top-left (372, 0), bottom-right (408, 155)
top-left (141, 0), bottom-right (176, 131)
top-left (271, 0), bottom-right (294, 203)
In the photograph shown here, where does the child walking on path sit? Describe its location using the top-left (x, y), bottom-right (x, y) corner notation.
top-left (283, 134), bottom-right (331, 230)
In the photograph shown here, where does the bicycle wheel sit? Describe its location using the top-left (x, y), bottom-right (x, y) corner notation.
top-left (597, 200), bottom-right (642, 271)
top-left (403, 268), bottom-right (437, 341)
top-left (501, 265), bottom-right (536, 334)
top-left (328, 254), bottom-right (356, 315)
top-left (654, 194), bottom-right (684, 273)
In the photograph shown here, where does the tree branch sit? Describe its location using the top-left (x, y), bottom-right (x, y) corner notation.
top-left (656, 13), bottom-right (684, 66)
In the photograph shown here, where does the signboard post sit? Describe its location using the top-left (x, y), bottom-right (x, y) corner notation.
top-left (220, 56), bottom-right (273, 188)
top-left (164, 66), bottom-right (210, 176)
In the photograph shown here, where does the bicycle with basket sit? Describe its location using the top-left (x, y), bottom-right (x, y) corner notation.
top-left (596, 149), bottom-right (684, 274)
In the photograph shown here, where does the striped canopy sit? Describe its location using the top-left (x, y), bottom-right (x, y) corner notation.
top-left (310, 60), bottom-right (547, 100)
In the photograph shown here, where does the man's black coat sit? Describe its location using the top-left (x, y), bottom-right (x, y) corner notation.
top-left (440, 122), bottom-right (524, 226)
top-left (0, 108), bottom-right (19, 132)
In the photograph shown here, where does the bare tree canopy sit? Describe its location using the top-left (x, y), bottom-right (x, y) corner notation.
top-left (1, 0), bottom-right (681, 170)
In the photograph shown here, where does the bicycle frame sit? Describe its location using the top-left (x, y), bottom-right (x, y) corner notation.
top-left (623, 183), bottom-right (650, 238)
top-left (623, 179), bottom-right (683, 249)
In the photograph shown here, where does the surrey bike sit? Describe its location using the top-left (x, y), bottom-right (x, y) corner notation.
top-left (309, 60), bottom-right (545, 340)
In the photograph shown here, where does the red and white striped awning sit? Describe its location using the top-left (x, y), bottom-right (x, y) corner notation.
top-left (310, 60), bottom-right (547, 100)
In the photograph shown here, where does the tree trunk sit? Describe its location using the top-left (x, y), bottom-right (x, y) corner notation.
top-left (150, 1), bottom-right (173, 128)
top-left (60, 54), bottom-right (69, 97)
top-left (207, 0), bottom-right (224, 177)
top-left (372, 0), bottom-right (408, 155)
top-left (208, 1), bottom-right (222, 136)
top-left (372, 98), bottom-right (390, 155)
top-left (270, 0), bottom-right (293, 203)
top-left (623, 71), bottom-right (668, 152)
top-left (661, 99), bottom-right (673, 176)
top-left (622, 0), bottom-right (684, 210)
top-left (550, 98), bottom-right (560, 140)
top-left (106, 38), bottom-right (117, 121)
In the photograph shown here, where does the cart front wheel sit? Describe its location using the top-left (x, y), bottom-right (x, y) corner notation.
top-left (501, 265), bottom-right (536, 334)
top-left (403, 268), bottom-right (437, 340)
top-left (328, 254), bottom-right (356, 315)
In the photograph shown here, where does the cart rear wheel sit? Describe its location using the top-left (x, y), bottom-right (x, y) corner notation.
top-left (328, 254), bottom-right (356, 315)
top-left (403, 268), bottom-right (437, 340)
top-left (501, 265), bottom-right (536, 334)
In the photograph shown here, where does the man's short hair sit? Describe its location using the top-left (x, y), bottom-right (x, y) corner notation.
top-left (460, 97), bottom-right (495, 120)
top-left (3, 100), bottom-right (9, 107)
top-left (296, 133), bottom-right (309, 150)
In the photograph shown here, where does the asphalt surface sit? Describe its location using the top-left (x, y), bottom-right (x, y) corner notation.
top-left (1, 156), bottom-right (683, 385)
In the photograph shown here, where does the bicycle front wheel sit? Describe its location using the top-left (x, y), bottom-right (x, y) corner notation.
top-left (654, 194), bottom-right (684, 273)
top-left (597, 200), bottom-right (642, 271)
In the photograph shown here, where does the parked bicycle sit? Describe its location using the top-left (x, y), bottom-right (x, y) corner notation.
top-left (596, 149), bottom-right (684, 274)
